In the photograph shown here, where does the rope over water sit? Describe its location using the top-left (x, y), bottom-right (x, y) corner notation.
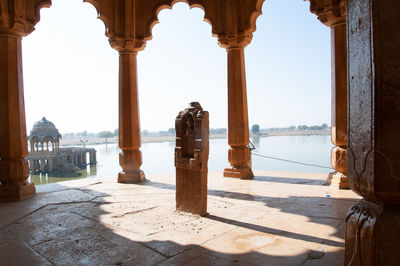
top-left (251, 152), bottom-right (333, 170)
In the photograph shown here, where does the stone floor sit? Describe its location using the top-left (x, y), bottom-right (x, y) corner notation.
top-left (0, 171), bottom-right (361, 265)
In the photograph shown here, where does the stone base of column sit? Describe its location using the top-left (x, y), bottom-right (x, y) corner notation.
top-left (118, 170), bottom-right (145, 184)
top-left (327, 171), bottom-right (349, 189)
top-left (224, 166), bottom-right (254, 179)
top-left (345, 199), bottom-right (400, 265)
top-left (0, 183), bottom-right (36, 201)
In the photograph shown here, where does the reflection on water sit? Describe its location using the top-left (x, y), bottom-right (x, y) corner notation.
top-left (29, 166), bottom-right (98, 185)
top-left (29, 135), bottom-right (333, 185)
top-left (251, 136), bottom-right (261, 147)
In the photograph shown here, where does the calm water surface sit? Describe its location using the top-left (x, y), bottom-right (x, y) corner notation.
top-left (29, 135), bottom-right (333, 185)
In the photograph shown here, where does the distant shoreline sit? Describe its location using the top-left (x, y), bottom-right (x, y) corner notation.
top-left (60, 130), bottom-right (330, 147)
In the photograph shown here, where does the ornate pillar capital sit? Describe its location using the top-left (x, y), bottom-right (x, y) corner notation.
top-left (0, 0), bottom-right (51, 37)
top-left (309, 0), bottom-right (346, 28)
top-left (218, 33), bottom-right (253, 50)
top-left (109, 37), bottom-right (146, 54)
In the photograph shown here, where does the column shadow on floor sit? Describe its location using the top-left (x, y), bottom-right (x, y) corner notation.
top-left (0, 182), bottom-right (346, 265)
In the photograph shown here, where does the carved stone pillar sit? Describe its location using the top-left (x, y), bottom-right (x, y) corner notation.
top-left (310, 0), bottom-right (348, 189)
top-left (117, 49), bottom-right (145, 183)
top-left (0, 34), bottom-right (35, 201)
top-left (175, 102), bottom-right (209, 216)
top-left (345, 0), bottom-right (400, 264)
top-left (330, 19), bottom-right (348, 189)
top-left (223, 45), bottom-right (253, 179)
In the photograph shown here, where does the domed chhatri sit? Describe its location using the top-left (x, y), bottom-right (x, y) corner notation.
top-left (27, 117), bottom-right (97, 175)
top-left (29, 117), bottom-right (62, 151)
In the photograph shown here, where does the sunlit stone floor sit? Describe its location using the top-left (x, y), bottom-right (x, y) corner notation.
top-left (0, 171), bottom-right (361, 265)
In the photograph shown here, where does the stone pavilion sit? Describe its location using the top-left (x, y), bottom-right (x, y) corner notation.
top-left (0, 0), bottom-right (399, 264)
top-left (26, 117), bottom-right (96, 174)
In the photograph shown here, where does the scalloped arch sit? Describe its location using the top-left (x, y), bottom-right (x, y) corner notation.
top-left (83, 0), bottom-right (111, 37)
top-left (146, 0), bottom-right (216, 42)
top-left (33, 0), bottom-right (52, 25)
top-left (248, 0), bottom-right (265, 34)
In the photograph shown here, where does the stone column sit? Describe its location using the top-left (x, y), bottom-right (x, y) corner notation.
top-left (82, 153), bottom-right (87, 166)
top-left (34, 160), bottom-right (40, 173)
top-left (310, 0), bottom-right (348, 189)
top-left (223, 46), bottom-right (253, 179)
top-left (48, 159), bottom-right (54, 173)
top-left (117, 50), bottom-right (145, 183)
top-left (329, 14), bottom-right (348, 189)
top-left (39, 159), bottom-right (46, 173)
top-left (89, 151), bottom-right (96, 165)
top-left (345, 0), bottom-right (400, 264)
top-left (0, 34), bottom-right (35, 201)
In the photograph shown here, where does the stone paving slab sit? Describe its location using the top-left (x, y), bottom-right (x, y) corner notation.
top-left (0, 171), bottom-right (361, 265)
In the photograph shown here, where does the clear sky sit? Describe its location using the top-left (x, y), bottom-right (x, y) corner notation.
top-left (22, 0), bottom-right (330, 134)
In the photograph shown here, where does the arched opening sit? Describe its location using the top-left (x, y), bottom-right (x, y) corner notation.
top-left (23, 0), bottom-right (114, 184)
top-left (138, 2), bottom-right (226, 174)
top-left (23, 0), bottom-right (117, 136)
top-left (21, 0), bottom-right (333, 181)
top-left (246, 0), bottom-right (332, 173)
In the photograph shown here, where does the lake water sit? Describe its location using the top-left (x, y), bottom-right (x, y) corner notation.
top-left (29, 135), bottom-right (333, 185)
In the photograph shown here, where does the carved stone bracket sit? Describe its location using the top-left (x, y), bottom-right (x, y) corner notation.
top-left (309, 0), bottom-right (346, 27)
top-left (0, 0), bottom-right (51, 36)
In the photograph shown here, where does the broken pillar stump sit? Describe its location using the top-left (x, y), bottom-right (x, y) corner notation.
top-left (175, 102), bottom-right (209, 216)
